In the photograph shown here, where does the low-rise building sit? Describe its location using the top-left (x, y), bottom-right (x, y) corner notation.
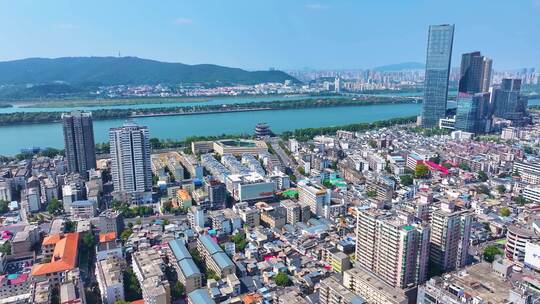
top-left (197, 235), bottom-right (235, 278)
top-left (132, 248), bottom-right (171, 304)
top-left (31, 233), bottom-right (80, 286)
top-left (168, 239), bottom-right (203, 293)
top-left (187, 289), bottom-right (216, 304)
top-left (96, 256), bottom-right (125, 304)
top-left (343, 267), bottom-right (408, 304)
top-left (319, 276), bottom-right (364, 304)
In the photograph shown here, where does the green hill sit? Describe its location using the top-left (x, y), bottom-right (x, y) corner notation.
top-left (0, 56), bottom-right (297, 85)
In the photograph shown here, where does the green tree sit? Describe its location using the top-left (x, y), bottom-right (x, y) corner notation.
top-left (483, 245), bottom-right (503, 263)
top-left (442, 162), bottom-right (453, 170)
top-left (429, 154), bottom-right (441, 164)
top-left (476, 185), bottom-right (490, 195)
top-left (46, 198), bottom-right (64, 215)
top-left (82, 232), bottom-right (96, 249)
top-left (123, 267), bottom-right (142, 301)
top-left (414, 164), bottom-right (429, 179)
top-left (171, 281), bottom-right (185, 300)
top-left (39, 148), bottom-right (63, 158)
top-left (206, 269), bottom-right (220, 281)
top-left (366, 190), bottom-right (377, 198)
top-left (162, 200), bottom-right (173, 213)
top-left (51, 287), bottom-right (60, 304)
top-left (65, 220), bottom-right (76, 232)
top-left (477, 171), bottom-right (488, 182)
top-left (496, 185), bottom-right (506, 194)
top-left (499, 207), bottom-right (511, 217)
top-left (0, 200), bottom-right (9, 214)
top-left (120, 228), bottom-right (133, 242)
top-left (514, 195), bottom-right (529, 205)
top-left (149, 138), bottom-right (162, 149)
top-left (0, 242), bottom-right (11, 255)
top-left (459, 163), bottom-right (471, 171)
top-left (231, 231), bottom-right (248, 252)
top-left (189, 248), bottom-right (203, 267)
top-left (322, 180), bottom-right (333, 188)
top-left (399, 175), bottom-right (413, 186)
top-left (274, 272), bottom-right (291, 286)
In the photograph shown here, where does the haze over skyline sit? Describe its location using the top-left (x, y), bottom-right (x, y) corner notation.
top-left (1, 0), bottom-right (539, 70)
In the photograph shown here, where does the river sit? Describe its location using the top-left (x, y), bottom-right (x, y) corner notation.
top-left (0, 97), bottom-right (538, 156)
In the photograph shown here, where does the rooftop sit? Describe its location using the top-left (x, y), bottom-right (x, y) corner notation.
top-left (187, 288), bottom-right (215, 304)
top-left (199, 235), bottom-right (234, 270)
top-left (31, 232), bottom-right (79, 276)
top-left (425, 262), bottom-right (515, 304)
top-left (168, 239), bottom-right (201, 278)
top-left (99, 232), bottom-right (117, 243)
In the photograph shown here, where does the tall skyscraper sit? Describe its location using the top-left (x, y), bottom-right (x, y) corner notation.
top-left (455, 92), bottom-right (491, 134)
top-left (421, 24), bottom-right (455, 128)
top-left (355, 209), bottom-right (430, 288)
top-left (455, 52), bottom-right (493, 134)
top-left (429, 201), bottom-right (472, 273)
top-left (493, 78), bottom-right (529, 126)
top-left (62, 111), bottom-right (96, 176)
top-left (109, 122), bottom-right (152, 204)
top-left (458, 52), bottom-right (492, 94)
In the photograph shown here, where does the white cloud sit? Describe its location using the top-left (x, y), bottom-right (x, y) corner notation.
top-left (172, 18), bottom-right (193, 25)
top-left (305, 3), bottom-right (328, 10)
top-left (56, 23), bottom-right (79, 30)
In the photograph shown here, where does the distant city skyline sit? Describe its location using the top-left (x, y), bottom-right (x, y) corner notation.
top-left (1, 0), bottom-right (539, 70)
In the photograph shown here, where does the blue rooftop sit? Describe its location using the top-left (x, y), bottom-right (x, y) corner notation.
top-left (199, 235), bottom-right (234, 270)
top-left (168, 239), bottom-right (201, 278)
top-left (188, 289), bottom-right (215, 304)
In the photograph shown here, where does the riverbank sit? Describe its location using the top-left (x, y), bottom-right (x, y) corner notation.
top-left (6, 93), bottom-right (334, 108)
top-left (1, 115), bottom-right (416, 159)
top-left (0, 96), bottom-right (416, 126)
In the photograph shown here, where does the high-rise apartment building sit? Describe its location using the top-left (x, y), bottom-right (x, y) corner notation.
top-left (355, 209), bottom-right (430, 289)
top-left (62, 111), bottom-right (96, 176)
top-left (109, 122), bottom-right (152, 204)
top-left (421, 24), bottom-right (454, 128)
top-left (429, 201), bottom-right (472, 272)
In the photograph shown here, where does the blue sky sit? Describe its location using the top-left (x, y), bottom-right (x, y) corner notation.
top-left (1, 0), bottom-right (538, 70)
